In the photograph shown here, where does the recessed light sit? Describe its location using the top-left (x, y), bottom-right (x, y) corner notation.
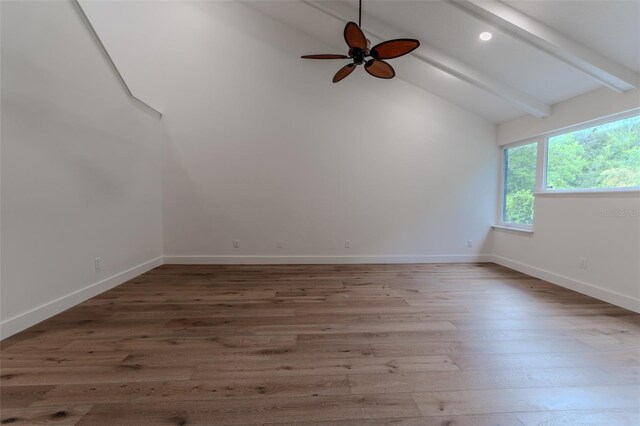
top-left (479, 32), bottom-right (492, 41)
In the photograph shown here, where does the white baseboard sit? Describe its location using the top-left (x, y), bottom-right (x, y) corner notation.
top-left (492, 255), bottom-right (640, 313)
top-left (0, 256), bottom-right (164, 340)
top-left (163, 254), bottom-right (492, 265)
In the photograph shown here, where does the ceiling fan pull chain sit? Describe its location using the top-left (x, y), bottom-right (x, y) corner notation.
top-left (359, 0), bottom-right (362, 28)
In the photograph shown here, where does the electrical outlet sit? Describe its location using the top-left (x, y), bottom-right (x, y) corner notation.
top-left (94, 257), bottom-right (101, 271)
top-left (579, 257), bottom-right (587, 269)
top-left (277, 241), bottom-right (283, 249)
top-left (345, 240), bottom-right (351, 248)
top-left (467, 240), bottom-right (473, 248)
top-left (233, 240), bottom-right (240, 249)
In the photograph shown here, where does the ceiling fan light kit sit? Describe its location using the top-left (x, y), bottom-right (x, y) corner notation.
top-left (301, 0), bottom-right (420, 83)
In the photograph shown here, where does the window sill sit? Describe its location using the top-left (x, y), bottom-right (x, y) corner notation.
top-left (491, 225), bottom-right (534, 234)
top-left (535, 188), bottom-right (640, 198)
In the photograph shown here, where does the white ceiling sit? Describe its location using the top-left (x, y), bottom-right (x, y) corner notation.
top-left (245, 0), bottom-right (640, 123)
top-left (506, 0), bottom-right (640, 73)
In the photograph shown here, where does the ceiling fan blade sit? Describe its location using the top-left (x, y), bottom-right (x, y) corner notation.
top-left (370, 39), bottom-right (420, 60)
top-left (365, 60), bottom-right (395, 79)
top-left (301, 54), bottom-right (350, 59)
top-left (344, 21), bottom-right (367, 50)
top-left (333, 63), bottom-right (357, 83)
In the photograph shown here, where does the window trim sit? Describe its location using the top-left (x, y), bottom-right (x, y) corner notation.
top-left (491, 225), bottom-right (534, 234)
top-left (536, 187), bottom-right (640, 196)
top-left (499, 138), bottom-right (539, 230)
top-left (539, 108), bottom-right (640, 142)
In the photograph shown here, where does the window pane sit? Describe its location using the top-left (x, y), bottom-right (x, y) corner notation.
top-left (546, 115), bottom-right (640, 190)
top-left (503, 142), bottom-right (537, 225)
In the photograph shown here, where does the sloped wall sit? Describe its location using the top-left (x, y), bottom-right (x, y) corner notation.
top-left (0, 1), bottom-right (164, 337)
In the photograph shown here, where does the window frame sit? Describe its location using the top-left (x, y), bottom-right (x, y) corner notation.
top-left (499, 109), bottom-right (640, 230)
top-left (540, 109), bottom-right (640, 194)
top-left (499, 138), bottom-right (540, 230)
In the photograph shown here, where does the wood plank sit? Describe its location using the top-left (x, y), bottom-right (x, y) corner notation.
top-left (110, 308), bottom-right (296, 320)
top-left (77, 394), bottom-right (422, 425)
top-left (371, 338), bottom-right (597, 357)
top-left (117, 344), bottom-right (375, 367)
top-left (296, 328), bottom-right (608, 345)
top-left (60, 335), bottom-right (295, 352)
top-left (348, 367), bottom-right (637, 394)
top-left (450, 351), bottom-right (640, 370)
top-left (193, 355), bottom-right (459, 379)
top-left (515, 409), bottom-right (640, 426)
top-left (33, 375), bottom-right (351, 406)
top-left (269, 413), bottom-right (524, 425)
top-left (578, 334), bottom-right (640, 351)
top-left (250, 321), bottom-right (457, 335)
top-left (0, 351), bottom-right (130, 368)
top-left (451, 317), bottom-right (640, 332)
top-left (412, 385), bottom-right (640, 416)
top-left (0, 405), bottom-right (93, 425)
top-left (0, 365), bottom-right (193, 386)
top-left (0, 385), bottom-right (54, 408)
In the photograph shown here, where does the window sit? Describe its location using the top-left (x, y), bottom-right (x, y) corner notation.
top-left (499, 112), bottom-right (640, 230)
top-left (502, 141), bottom-right (537, 227)
top-left (546, 115), bottom-right (640, 191)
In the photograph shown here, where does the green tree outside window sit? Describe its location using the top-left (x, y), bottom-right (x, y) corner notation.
top-left (504, 142), bottom-right (537, 225)
top-left (547, 115), bottom-right (640, 190)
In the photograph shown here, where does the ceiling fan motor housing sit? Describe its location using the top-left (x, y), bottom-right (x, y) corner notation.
top-left (349, 48), bottom-right (369, 65)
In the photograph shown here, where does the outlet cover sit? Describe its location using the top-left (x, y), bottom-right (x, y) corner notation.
top-left (579, 257), bottom-right (587, 269)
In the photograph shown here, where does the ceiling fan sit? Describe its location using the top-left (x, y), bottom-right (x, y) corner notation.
top-left (301, 0), bottom-right (420, 83)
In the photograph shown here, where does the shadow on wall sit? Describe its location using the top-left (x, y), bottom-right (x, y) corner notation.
top-left (3, 53), bottom-right (148, 201)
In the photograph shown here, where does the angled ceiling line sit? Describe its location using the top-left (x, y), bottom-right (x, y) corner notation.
top-left (301, 0), bottom-right (550, 118)
top-left (448, 0), bottom-right (639, 93)
top-left (72, 0), bottom-right (163, 118)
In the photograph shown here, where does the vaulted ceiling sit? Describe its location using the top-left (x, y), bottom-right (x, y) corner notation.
top-left (244, 0), bottom-right (640, 123)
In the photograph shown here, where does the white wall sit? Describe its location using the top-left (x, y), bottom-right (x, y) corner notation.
top-left (493, 90), bottom-right (640, 312)
top-left (0, 0), bottom-right (164, 338)
top-left (82, 1), bottom-right (498, 264)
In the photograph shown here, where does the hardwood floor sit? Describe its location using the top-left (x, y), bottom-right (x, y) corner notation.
top-left (1, 263), bottom-right (639, 425)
